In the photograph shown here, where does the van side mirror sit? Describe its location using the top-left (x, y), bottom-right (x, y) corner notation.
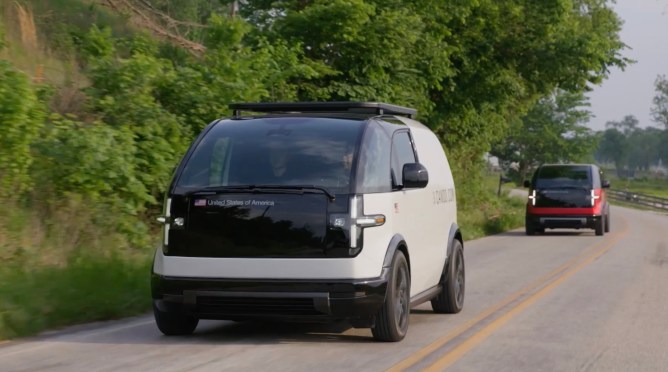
top-left (602, 180), bottom-right (611, 189)
top-left (402, 163), bottom-right (429, 188)
top-left (523, 180), bottom-right (531, 188)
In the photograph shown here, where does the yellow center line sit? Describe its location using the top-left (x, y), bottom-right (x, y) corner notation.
top-left (424, 221), bottom-right (629, 371)
top-left (388, 221), bottom-right (629, 372)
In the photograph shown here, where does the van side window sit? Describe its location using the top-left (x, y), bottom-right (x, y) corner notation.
top-left (357, 121), bottom-right (392, 193)
top-left (391, 131), bottom-right (417, 188)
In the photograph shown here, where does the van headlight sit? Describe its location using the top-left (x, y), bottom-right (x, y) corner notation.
top-left (329, 196), bottom-right (385, 256)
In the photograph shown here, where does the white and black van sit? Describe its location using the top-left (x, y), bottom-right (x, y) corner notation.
top-left (152, 102), bottom-right (463, 341)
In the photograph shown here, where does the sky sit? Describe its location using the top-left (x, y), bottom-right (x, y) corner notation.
top-left (587, 0), bottom-right (668, 131)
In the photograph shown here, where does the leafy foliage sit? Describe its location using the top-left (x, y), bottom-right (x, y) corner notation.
top-left (490, 90), bottom-right (595, 183)
top-left (87, 52), bottom-right (191, 202)
top-left (237, 0), bottom-right (628, 197)
top-left (0, 60), bottom-right (44, 198)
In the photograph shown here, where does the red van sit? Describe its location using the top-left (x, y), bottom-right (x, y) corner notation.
top-left (524, 164), bottom-right (610, 236)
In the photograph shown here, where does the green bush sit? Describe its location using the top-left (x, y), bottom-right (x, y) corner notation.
top-left (0, 60), bottom-right (45, 198)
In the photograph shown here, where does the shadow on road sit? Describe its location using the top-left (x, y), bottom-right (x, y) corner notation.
top-left (194, 320), bottom-right (373, 344)
top-left (16, 317), bottom-right (381, 346)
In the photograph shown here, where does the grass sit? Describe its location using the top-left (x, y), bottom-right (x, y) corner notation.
top-left (600, 166), bottom-right (668, 198)
top-left (458, 172), bottom-right (526, 240)
top-left (0, 195), bottom-right (156, 341)
top-left (0, 255), bottom-right (151, 339)
top-left (608, 177), bottom-right (668, 199)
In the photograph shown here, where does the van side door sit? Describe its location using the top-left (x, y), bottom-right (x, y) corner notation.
top-left (389, 129), bottom-right (441, 295)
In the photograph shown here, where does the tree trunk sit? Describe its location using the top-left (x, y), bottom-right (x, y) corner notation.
top-left (518, 159), bottom-right (529, 185)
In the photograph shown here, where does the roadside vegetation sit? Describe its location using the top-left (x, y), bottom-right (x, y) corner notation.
top-left (0, 0), bottom-right (629, 340)
top-left (458, 171), bottom-right (526, 240)
top-left (604, 171), bottom-right (668, 199)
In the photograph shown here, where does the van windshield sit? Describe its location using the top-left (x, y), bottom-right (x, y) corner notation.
top-left (534, 166), bottom-right (591, 189)
top-left (175, 117), bottom-right (365, 194)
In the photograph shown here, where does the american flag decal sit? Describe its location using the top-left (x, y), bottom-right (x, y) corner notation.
top-left (194, 199), bottom-right (207, 207)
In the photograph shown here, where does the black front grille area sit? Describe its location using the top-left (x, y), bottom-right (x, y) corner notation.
top-left (196, 296), bottom-right (323, 316)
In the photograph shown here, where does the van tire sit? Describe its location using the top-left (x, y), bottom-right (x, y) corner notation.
top-left (595, 218), bottom-right (604, 236)
top-left (605, 212), bottom-right (610, 232)
top-left (525, 218), bottom-right (536, 235)
top-left (153, 303), bottom-right (199, 336)
top-left (431, 240), bottom-right (465, 314)
top-left (372, 250), bottom-right (410, 342)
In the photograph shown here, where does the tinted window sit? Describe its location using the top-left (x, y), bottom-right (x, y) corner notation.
top-left (391, 131), bottom-right (416, 187)
top-left (176, 117), bottom-right (365, 193)
top-left (357, 121), bottom-right (392, 193)
top-left (534, 166), bottom-right (592, 189)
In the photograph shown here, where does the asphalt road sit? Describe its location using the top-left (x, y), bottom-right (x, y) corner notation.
top-left (1, 205), bottom-right (667, 371)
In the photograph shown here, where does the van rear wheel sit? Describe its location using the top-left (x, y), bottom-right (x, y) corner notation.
top-left (431, 240), bottom-right (465, 313)
top-left (595, 218), bottom-right (604, 236)
top-left (525, 218), bottom-right (537, 235)
top-left (605, 212), bottom-right (611, 232)
top-left (372, 250), bottom-right (410, 342)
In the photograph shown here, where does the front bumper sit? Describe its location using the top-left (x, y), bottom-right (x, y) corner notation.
top-left (151, 270), bottom-right (389, 324)
top-left (526, 213), bottom-right (602, 229)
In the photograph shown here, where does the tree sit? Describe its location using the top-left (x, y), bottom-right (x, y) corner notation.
top-left (606, 115), bottom-right (638, 135)
top-left (627, 127), bottom-right (661, 171)
top-left (649, 75), bottom-right (668, 165)
top-left (596, 127), bottom-right (627, 176)
top-left (235, 0), bottom-right (629, 197)
top-left (651, 75), bottom-right (668, 128)
top-left (490, 90), bottom-right (595, 183)
top-left (659, 131), bottom-right (668, 166)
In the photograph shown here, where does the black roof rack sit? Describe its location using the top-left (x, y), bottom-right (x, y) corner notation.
top-left (229, 102), bottom-right (417, 119)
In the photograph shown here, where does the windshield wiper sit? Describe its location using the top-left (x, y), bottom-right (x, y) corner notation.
top-left (250, 185), bottom-right (336, 202)
top-left (188, 184), bottom-right (336, 201)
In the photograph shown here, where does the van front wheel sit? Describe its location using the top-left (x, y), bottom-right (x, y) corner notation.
top-left (372, 250), bottom-right (410, 342)
top-left (153, 303), bottom-right (199, 336)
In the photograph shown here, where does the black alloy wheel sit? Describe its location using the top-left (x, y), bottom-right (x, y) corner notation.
top-left (372, 250), bottom-right (410, 342)
top-left (431, 239), bottom-right (465, 314)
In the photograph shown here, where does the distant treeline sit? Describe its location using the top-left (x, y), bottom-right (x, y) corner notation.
top-left (595, 87), bottom-right (668, 177)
